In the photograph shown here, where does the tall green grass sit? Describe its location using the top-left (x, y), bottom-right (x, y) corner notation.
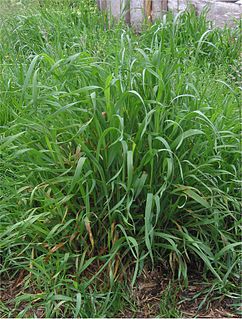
top-left (0, 1), bottom-right (241, 317)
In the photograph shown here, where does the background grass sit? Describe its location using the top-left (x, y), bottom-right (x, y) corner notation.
top-left (0, 0), bottom-right (241, 317)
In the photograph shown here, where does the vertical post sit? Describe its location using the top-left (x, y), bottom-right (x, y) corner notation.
top-left (107, 0), bottom-right (131, 21)
top-left (125, 0), bottom-right (131, 24)
top-left (110, 0), bottom-right (122, 19)
top-left (161, 0), bottom-right (168, 12)
top-left (97, 0), bottom-right (107, 10)
top-left (144, 0), bottom-right (152, 21)
top-left (97, 0), bottom-right (169, 26)
top-left (130, 0), bottom-right (144, 28)
top-left (152, 0), bottom-right (168, 20)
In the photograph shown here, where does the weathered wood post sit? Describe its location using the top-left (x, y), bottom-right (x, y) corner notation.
top-left (97, 0), bottom-right (168, 27)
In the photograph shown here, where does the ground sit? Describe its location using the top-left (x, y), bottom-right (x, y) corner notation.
top-left (1, 269), bottom-right (239, 317)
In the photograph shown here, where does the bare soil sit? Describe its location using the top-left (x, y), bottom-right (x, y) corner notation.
top-left (1, 269), bottom-right (239, 318)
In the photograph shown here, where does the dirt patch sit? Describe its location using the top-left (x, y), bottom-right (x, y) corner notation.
top-left (1, 268), bottom-right (239, 318)
top-left (120, 268), bottom-right (239, 318)
top-left (0, 276), bottom-right (45, 318)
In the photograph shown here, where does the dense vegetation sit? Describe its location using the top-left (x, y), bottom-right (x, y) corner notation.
top-left (0, 0), bottom-right (241, 317)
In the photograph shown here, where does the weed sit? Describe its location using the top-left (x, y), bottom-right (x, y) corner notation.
top-left (0, 1), bottom-right (241, 317)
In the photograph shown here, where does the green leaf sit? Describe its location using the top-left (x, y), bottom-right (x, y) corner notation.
top-left (182, 188), bottom-right (210, 209)
top-left (145, 193), bottom-right (154, 263)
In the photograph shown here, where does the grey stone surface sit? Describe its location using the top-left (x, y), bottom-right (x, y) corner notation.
top-left (98, 0), bottom-right (242, 27)
top-left (97, 0), bottom-right (107, 10)
top-left (152, 0), bottom-right (168, 20)
top-left (207, 2), bottom-right (241, 26)
top-left (110, 0), bottom-right (121, 18)
top-left (130, 0), bottom-right (144, 26)
top-left (167, 0), bottom-right (241, 26)
top-left (106, 0), bottom-right (130, 21)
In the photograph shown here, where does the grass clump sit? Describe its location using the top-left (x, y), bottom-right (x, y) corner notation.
top-left (0, 1), bottom-right (241, 317)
